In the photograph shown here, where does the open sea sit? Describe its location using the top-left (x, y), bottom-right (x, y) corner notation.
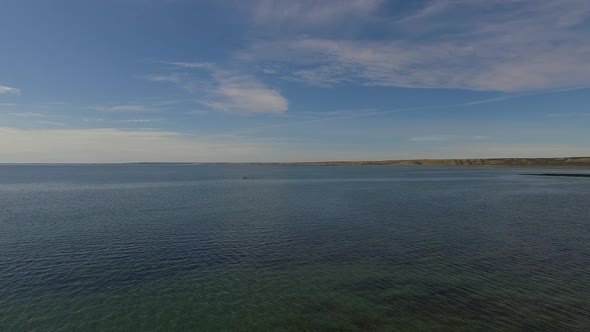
top-left (1, 164), bottom-right (589, 331)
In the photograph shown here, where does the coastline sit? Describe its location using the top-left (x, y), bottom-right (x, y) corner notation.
top-left (249, 157), bottom-right (590, 168)
top-left (1, 157), bottom-right (590, 168)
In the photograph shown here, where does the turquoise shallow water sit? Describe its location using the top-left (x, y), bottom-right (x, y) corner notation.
top-left (1, 165), bottom-right (589, 331)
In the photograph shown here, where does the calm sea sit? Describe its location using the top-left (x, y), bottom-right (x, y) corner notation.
top-left (1, 165), bottom-right (589, 331)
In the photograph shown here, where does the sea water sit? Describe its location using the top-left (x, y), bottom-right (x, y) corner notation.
top-left (1, 165), bottom-right (589, 330)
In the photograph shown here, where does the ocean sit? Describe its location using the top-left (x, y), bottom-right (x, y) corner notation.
top-left (1, 164), bottom-right (589, 330)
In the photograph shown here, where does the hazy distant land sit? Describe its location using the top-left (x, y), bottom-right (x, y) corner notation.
top-left (254, 157), bottom-right (590, 167)
top-left (2, 157), bottom-right (590, 168)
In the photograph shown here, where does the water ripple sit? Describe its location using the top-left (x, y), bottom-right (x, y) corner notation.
top-left (1, 165), bottom-right (589, 330)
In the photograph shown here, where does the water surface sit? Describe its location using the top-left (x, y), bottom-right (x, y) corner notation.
top-left (1, 165), bottom-right (589, 330)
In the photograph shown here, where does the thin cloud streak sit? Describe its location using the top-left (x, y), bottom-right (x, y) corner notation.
top-left (409, 135), bottom-right (491, 142)
top-left (112, 119), bottom-right (161, 123)
top-left (409, 136), bottom-right (448, 142)
top-left (92, 105), bottom-right (149, 112)
top-left (0, 85), bottom-right (21, 95)
top-left (251, 0), bottom-right (383, 30)
top-left (0, 127), bottom-right (285, 163)
top-left (226, 84), bottom-right (590, 137)
top-left (238, 0), bottom-right (590, 91)
top-left (149, 62), bottom-right (288, 114)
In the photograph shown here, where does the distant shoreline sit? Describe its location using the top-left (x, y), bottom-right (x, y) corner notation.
top-left (522, 173), bottom-right (590, 177)
top-left (251, 157), bottom-right (590, 168)
top-left (1, 157), bottom-right (590, 167)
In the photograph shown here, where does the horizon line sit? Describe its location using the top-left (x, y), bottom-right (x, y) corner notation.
top-left (1, 156), bottom-right (589, 165)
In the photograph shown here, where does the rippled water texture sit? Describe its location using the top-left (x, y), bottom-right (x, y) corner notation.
top-left (1, 165), bottom-right (589, 331)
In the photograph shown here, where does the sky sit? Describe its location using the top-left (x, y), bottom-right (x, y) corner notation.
top-left (1, 0), bottom-right (590, 162)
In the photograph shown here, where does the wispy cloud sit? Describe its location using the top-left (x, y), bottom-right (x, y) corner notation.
top-left (112, 119), bottom-right (161, 123)
top-left (188, 109), bottom-right (209, 115)
top-left (149, 62), bottom-right (288, 114)
top-left (409, 135), bottom-right (491, 142)
top-left (0, 85), bottom-right (21, 95)
top-left (10, 112), bottom-right (46, 118)
top-left (218, 85), bottom-right (590, 140)
top-left (0, 127), bottom-right (284, 163)
top-left (547, 112), bottom-right (590, 118)
top-left (161, 61), bottom-right (214, 70)
top-left (202, 75), bottom-right (288, 114)
top-left (237, 0), bottom-right (590, 91)
top-left (409, 136), bottom-right (449, 142)
top-left (92, 105), bottom-right (148, 112)
top-left (145, 74), bottom-right (203, 93)
top-left (36, 120), bottom-right (66, 127)
top-left (251, 0), bottom-right (382, 31)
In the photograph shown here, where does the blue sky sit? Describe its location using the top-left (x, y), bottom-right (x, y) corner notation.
top-left (1, 0), bottom-right (589, 162)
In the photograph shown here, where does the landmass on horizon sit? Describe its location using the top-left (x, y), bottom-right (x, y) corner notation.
top-left (255, 157), bottom-right (590, 167)
top-left (258, 157), bottom-right (590, 167)
top-left (4, 157), bottom-right (590, 167)
top-left (115, 157), bottom-right (590, 167)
